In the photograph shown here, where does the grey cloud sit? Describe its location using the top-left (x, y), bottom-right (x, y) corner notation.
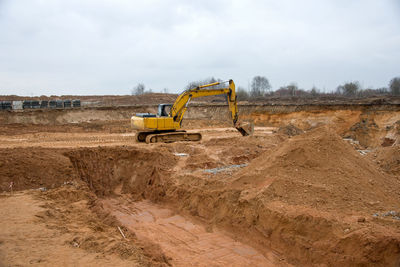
top-left (0, 0), bottom-right (399, 95)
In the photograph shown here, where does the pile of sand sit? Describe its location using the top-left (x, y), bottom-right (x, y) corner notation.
top-left (232, 126), bottom-right (400, 213)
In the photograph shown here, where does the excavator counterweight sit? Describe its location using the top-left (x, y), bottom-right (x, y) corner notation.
top-left (131, 79), bottom-right (254, 143)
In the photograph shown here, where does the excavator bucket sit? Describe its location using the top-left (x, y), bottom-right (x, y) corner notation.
top-left (235, 121), bottom-right (254, 136)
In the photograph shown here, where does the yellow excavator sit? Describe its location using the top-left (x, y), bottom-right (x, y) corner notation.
top-left (131, 79), bottom-right (254, 143)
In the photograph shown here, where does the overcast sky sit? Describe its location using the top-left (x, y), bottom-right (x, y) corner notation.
top-left (0, 0), bottom-right (399, 95)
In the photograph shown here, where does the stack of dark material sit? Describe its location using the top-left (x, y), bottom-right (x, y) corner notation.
top-left (23, 100), bottom-right (32, 109)
top-left (72, 99), bottom-right (81, 107)
top-left (6, 99), bottom-right (82, 110)
top-left (31, 101), bottom-right (40, 109)
top-left (49, 100), bottom-right (57, 109)
top-left (56, 100), bottom-right (63, 108)
top-left (0, 101), bottom-right (12, 110)
top-left (63, 100), bottom-right (72, 108)
top-left (40, 100), bottom-right (48, 108)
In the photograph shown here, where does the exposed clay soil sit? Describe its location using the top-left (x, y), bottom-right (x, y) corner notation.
top-left (231, 127), bottom-right (400, 214)
top-left (368, 146), bottom-right (400, 176)
top-left (0, 148), bottom-right (76, 191)
top-left (0, 104), bottom-right (400, 266)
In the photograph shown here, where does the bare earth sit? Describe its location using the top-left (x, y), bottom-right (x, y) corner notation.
top-left (0, 104), bottom-right (400, 266)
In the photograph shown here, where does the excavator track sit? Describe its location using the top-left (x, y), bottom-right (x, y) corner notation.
top-left (145, 132), bottom-right (202, 143)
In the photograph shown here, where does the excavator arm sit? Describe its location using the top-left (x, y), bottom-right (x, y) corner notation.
top-left (170, 79), bottom-right (239, 126)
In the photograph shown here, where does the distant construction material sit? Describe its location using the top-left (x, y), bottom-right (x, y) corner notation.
top-left (0, 99), bottom-right (81, 111)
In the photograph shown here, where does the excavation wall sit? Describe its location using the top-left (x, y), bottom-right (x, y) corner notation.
top-left (0, 103), bottom-right (399, 126)
top-left (3, 143), bottom-right (398, 266)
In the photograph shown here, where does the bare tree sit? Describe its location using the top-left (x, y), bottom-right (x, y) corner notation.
top-left (132, 83), bottom-right (145, 95)
top-left (310, 86), bottom-right (319, 96)
top-left (286, 83), bottom-right (298, 96)
top-left (250, 76), bottom-right (271, 97)
top-left (390, 77), bottom-right (400, 95)
top-left (275, 83), bottom-right (302, 97)
top-left (358, 87), bottom-right (389, 97)
top-left (336, 81), bottom-right (360, 97)
top-left (236, 86), bottom-right (249, 100)
top-left (184, 77), bottom-right (223, 90)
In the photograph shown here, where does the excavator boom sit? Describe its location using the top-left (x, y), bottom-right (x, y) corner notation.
top-left (171, 80), bottom-right (238, 126)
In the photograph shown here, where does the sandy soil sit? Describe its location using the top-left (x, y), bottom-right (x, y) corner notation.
top-left (0, 191), bottom-right (145, 266)
top-left (0, 127), bottom-right (274, 149)
top-left (0, 104), bottom-right (400, 266)
top-left (102, 198), bottom-right (286, 266)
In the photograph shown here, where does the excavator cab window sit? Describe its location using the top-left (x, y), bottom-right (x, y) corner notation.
top-left (157, 104), bottom-right (173, 117)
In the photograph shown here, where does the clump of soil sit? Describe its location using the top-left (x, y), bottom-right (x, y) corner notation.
top-left (369, 146), bottom-right (400, 176)
top-left (382, 120), bottom-right (400, 147)
top-left (0, 148), bottom-right (75, 192)
top-left (275, 123), bottom-right (304, 136)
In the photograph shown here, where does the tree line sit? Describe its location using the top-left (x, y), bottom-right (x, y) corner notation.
top-left (235, 76), bottom-right (400, 100)
top-left (132, 76), bottom-right (400, 99)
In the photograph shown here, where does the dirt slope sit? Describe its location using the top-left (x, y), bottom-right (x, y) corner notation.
top-left (67, 146), bottom-right (177, 198)
top-left (231, 126), bottom-right (400, 214)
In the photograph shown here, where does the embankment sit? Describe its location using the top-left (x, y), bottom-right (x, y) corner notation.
top-left (0, 103), bottom-right (399, 127)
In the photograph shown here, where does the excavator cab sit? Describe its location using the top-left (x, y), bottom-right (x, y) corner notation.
top-left (157, 104), bottom-right (173, 117)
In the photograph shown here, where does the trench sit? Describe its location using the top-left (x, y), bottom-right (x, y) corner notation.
top-left (101, 198), bottom-right (281, 266)
top-left (66, 147), bottom-right (289, 266)
top-left (64, 143), bottom-right (400, 267)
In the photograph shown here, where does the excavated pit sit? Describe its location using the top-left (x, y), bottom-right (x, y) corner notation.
top-left (30, 136), bottom-right (397, 266)
top-left (63, 146), bottom-right (286, 266)
top-left (1, 104), bottom-right (400, 266)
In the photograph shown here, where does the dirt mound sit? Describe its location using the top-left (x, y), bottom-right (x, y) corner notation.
top-left (275, 123), bottom-right (304, 136)
top-left (232, 126), bottom-right (400, 213)
top-left (67, 146), bottom-right (177, 199)
top-left (0, 148), bottom-right (75, 192)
